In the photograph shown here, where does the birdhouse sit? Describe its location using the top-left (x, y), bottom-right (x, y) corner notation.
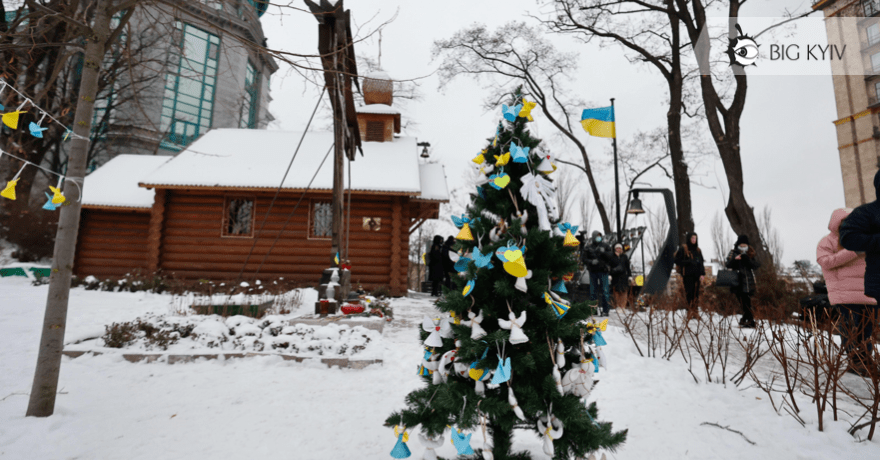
top-left (363, 71), bottom-right (393, 105)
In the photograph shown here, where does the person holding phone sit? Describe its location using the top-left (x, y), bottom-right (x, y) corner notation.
top-left (726, 235), bottom-right (761, 328)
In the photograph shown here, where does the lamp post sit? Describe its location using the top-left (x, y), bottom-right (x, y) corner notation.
top-left (623, 188), bottom-right (678, 296)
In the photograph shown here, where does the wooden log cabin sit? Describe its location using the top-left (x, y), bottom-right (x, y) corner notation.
top-left (75, 80), bottom-right (449, 296)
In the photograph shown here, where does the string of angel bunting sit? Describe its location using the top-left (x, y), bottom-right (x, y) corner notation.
top-left (0, 78), bottom-right (89, 142)
top-left (0, 148), bottom-right (82, 210)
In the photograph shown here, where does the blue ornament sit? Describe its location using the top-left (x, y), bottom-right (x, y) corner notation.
top-left (552, 280), bottom-right (568, 294)
top-left (454, 256), bottom-right (472, 274)
top-left (593, 330), bottom-right (607, 347)
top-left (509, 143), bottom-right (530, 163)
top-left (29, 121), bottom-right (48, 138)
top-left (472, 247), bottom-right (494, 269)
top-left (42, 192), bottom-right (58, 211)
top-left (502, 103), bottom-right (522, 122)
top-left (490, 355), bottom-right (511, 385)
top-left (390, 432), bottom-right (411, 458)
top-left (451, 428), bottom-right (474, 455)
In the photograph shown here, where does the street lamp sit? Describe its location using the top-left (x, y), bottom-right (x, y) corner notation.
top-left (622, 188), bottom-right (678, 296)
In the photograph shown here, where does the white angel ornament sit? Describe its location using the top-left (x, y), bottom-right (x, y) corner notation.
top-left (537, 412), bottom-right (564, 457)
top-left (464, 309), bottom-right (487, 340)
top-left (508, 386), bottom-right (525, 420)
top-left (498, 309), bottom-right (528, 345)
top-left (510, 209), bottom-right (529, 236)
top-left (555, 339), bottom-right (566, 368)
top-left (418, 433), bottom-right (445, 460)
top-left (562, 352), bottom-right (595, 398)
top-left (520, 173), bottom-right (557, 231)
top-left (422, 315), bottom-right (453, 348)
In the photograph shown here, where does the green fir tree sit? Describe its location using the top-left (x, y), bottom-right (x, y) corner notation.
top-left (386, 88), bottom-right (626, 460)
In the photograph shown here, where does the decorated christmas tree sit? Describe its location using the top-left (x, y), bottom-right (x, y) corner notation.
top-left (385, 88), bottom-right (627, 460)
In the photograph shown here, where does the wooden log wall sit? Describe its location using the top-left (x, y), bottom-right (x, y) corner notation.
top-left (158, 189), bottom-right (411, 291)
top-left (74, 209), bottom-right (151, 278)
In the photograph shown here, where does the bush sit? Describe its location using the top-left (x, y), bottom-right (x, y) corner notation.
top-left (102, 321), bottom-right (139, 348)
top-left (370, 285), bottom-right (391, 298)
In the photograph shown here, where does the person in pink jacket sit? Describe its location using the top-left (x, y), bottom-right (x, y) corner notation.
top-left (817, 208), bottom-right (877, 375)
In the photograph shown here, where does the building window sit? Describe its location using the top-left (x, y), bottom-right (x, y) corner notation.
top-left (866, 0), bottom-right (880, 17)
top-left (365, 120), bottom-right (384, 142)
top-left (870, 24), bottom-right (880, 47)
top-left (240, 61), bottom-right (259, 129)
top-left (311, 201), bottom-right (332, 239)
top-left (160, 22), bottom-right (220, 151)
top-left (223, 197), bottom-right (255, 237)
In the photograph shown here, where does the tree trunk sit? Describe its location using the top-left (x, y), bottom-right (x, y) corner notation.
top-left (26, 0), bottom-right (110, 417)
top-left (666, 0), bottom-right (695, 239)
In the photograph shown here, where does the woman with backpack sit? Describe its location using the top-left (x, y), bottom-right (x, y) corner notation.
top-left (726, 235), bottom-right (761, 328)
top-left (817, 208), bottom-right (877, 375)
top-left (674, 232), bottom-right (706, 309)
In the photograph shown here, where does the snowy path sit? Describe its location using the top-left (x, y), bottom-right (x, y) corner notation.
top-left (1, 278), bottom-right (878, 459)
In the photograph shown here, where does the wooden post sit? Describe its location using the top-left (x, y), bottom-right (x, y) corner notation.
top-left (26, 0), bottom-right (112, 417)
top-left (146, 189), bottom-right (166, 272)
top-left (390, 197), bottom-right (402, 296)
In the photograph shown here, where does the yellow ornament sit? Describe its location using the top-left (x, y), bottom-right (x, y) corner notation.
top-left (503, 249), bottom-right (523, 262)
top-left (468, 367), bottom-right (485, 381)
top-left (503, 257), bottom-right (528, 278)
top-left (492, 174), bottom-right (511, 189)
top-left (394, 425), bottom-right (409, 443)
top-left (494, 152), bottom-right (510, 166)
top-left (1, 178), bottom-right (18, 200)
top-left (563, 230), bottom-right (579, 247)
top-left (599, 318), bottom-right (608, 331)
top-left (519, 99), bottom-right (537, 121)
top-left (456, 223), bottom-right (474, 241)
top-left (2, 111), bottom-right (26, 129)
top-left (49, 186), bottom-right (66, 205)
top-left (473, 150), bottom-right (486, 165)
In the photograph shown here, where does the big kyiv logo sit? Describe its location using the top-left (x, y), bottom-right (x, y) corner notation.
top-left (727, 24), bottom-right (759, 67)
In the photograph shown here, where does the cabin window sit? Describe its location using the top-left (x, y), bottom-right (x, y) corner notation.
top-left (223, 197), bottom-right (255, 237)
top-left (365, 120), bottom-right (385, 142)
top-left (311, 201), bottom-right (332, 239)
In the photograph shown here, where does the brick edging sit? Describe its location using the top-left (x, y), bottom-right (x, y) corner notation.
top-left (62, 350), bottom-right (382, 369)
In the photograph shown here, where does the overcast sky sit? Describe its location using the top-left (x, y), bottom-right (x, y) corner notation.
top-left (259, 0), bottom-right (844, 268)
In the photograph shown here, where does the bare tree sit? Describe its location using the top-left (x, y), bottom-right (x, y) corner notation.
top-left (711, 211), bottom-right (734, 263)
top-left (579, 189), bottom-right (596, 234)
top-left (758, 205), bottom-right (783, 269)
top-left (432, 22), bottom-right (613, 234)
top-left (645, 203), bottom-right (670, 265)
top-left (554, 164), bottom-right (578, 222)
top-left (538, 0), bottom-right (698, 239)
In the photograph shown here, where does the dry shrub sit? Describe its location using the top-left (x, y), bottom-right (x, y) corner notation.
top-left (0, 200), bottom-right (58, 262)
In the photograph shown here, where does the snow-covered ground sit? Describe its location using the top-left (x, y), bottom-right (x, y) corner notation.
top-left (1, 276), bottom-right (879, 459)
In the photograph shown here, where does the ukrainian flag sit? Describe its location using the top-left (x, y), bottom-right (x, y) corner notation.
top-left (581, 106), bottom-right (616, 138)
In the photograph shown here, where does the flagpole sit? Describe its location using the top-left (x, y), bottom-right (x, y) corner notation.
top-left (611, 98), bottom-right (621, 241)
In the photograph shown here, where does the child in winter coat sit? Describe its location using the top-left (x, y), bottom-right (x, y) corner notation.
top-left (818, 208), bottom-right (877, 375)
top-left (726, 235), bottom-right (761, 328)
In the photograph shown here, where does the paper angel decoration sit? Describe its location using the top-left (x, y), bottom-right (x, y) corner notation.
top-left (552, 364), bottom-right (564, 395)
top-left (495, 243), bottom-right (528, 279)
top-left (488, 172), bottom-right (510, 191)
top-left (422, 316), bottom-right (452, 348)
top-left (418, 433), bottom-right (444, 460)
top-left (562, 354), bottom-right (594, 398)
top-left (509, 143), bottom-right (530, 163)
top-left (28, 121), bottom-right (47, 138)
top-left (475, 164), bottom-right (495, 186)
top-left (1, 178), bottom-right (18, 200)
top-left (468, 349), bottom-right (493, 395)
top-left (450, 428), bottom-right (474, 455)
top-left (593, 330), bottom-right (607, 347)
top-left (2, 109), bottom-right (26, 129)
top-left (537, 414), bottom-right (564, 457)
top-left (558, 222), bottom-right (580, 247)
top-left (451, 215), bottom-right (477, 241)
top-left (473, 150), bottom-right (486, 165)
top-left (42, 192), bottom-right (58, 211)
top-left (552, 279), bottom-right (568, 294)
top-left (502, 103), bottom-right (522, 122)
top-left (556, 339), bottom-right (566, 368)
top-left (520, 173), bottom-right (556, 231)
top-left (596, 345), bottom-right (608, 370)
top-left (390, 426), bottom-right (412, 459)
top-left (498, 309), bottom-right (528, 345)
top-left (514, 269), bottom-right (532, 293)
top-left (494, 152), bottom-right (510, 167)
top-left (434, 348), bottom-right (457, 384)
top-left (519, 99), bottom-right (537, 121)
top-left (537, 152), bottom-right (557, 174)
top-left (49, 185), bottom-right (65, 205)
top-left (465, 309), bottom-right (487, 339)
top-left (490, 354), bottom-right (511, 385)
top-left (463, 278), bottom-right (476, 297)
top-left (508, 387), bottom-right (525, 420)
top-left (544, 292), bottom-right (570, 319)
top-left (510, 209), bottom-right (528, 236)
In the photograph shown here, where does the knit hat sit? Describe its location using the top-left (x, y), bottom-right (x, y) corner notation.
top-left (735, 234), bottom-right (750, 246)
top-left (591, 230), bottom-right (601, 239)
top-left (614, 244), bottom-right (623, 250)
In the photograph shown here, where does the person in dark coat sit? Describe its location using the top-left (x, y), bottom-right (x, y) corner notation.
top-left (674, 232), bottom-right (706, 309)
top-left (725, 235), bottom-right (761, 328)
top-left (441, 236), bottom-right (456, 289)
top-left (583, 231), bottom-right (614, 315)
top-left (610, 244), bottom-right (632, 309)
top-left (428, 235), bottom-right (445, 296)
top-left (840, 169), bottom-right (880, 370)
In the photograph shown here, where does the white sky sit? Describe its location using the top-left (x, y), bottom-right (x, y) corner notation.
top-left (259, 0), bottom-right (844, 268)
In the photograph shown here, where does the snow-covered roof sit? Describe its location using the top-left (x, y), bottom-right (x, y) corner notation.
top-left (416, 163), bottom-right (449, 202)
top-left (355, 104), bottom-right (400, 115)
top-left (363, 71), bottom-right (391, 81)
top-left (139, 129), bottom-right (443, 199)
top-left (82, 155), bottom-right (169, 210)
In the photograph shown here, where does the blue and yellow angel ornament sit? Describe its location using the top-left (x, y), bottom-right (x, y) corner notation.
top-left (451, 214), bottom-right (478, 241)
top-left (544, 291), bottom-right (570, 319)
top-left (502, 103), bottom-right (522, 122)
top-left (509, 143), bottom-right (530, 163)
top-left (558, 222), bottom-right (580, 247)
top-left (390, 425), bottom-right (411, 459)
